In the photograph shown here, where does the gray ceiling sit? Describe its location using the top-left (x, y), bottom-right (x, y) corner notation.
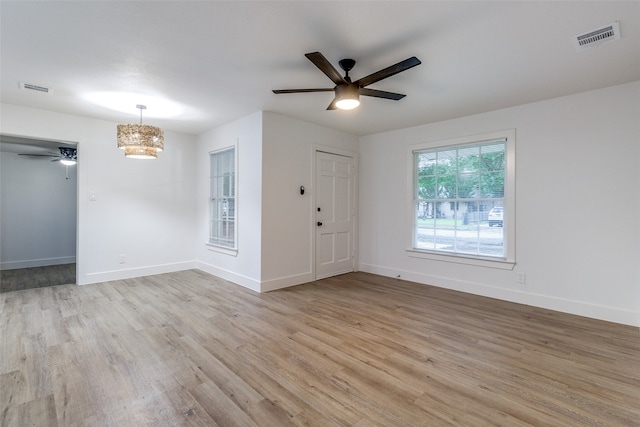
top-left (1, 1), bottom-right (639, 138)
top-left (0, 135), bottom-right (76, 155)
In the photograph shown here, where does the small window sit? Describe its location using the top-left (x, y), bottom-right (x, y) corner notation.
top-left (209, 147), bottom-right (236, 249)
top-left (410, 130), bottom-right (515, 267)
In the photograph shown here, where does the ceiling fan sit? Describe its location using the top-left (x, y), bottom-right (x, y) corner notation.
top-left (18, 147), bottom-right (77, 165)
top-left (273, 51), bottom-right (421, 110)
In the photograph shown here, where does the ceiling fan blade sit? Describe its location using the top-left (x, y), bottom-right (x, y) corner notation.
top-left (359, 88), bottom-right (406, 100)
top-left (305, 52), bottom-right (347, 86)
top-left (273, 88), bottom-right (334, 94)
top-left (354, 56), bottom-right (421, 88)
top-left (17, 153), bottom-right (58, 157)
top-left (326, 98), bottom-right (338, 110)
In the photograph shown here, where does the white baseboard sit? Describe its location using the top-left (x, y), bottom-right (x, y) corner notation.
top-left (260, 271), bottom-right (315, 292)
top-left (359, 263), bottom-right (639, 327)
top-left (1, 256), bottom-right (76, 270)
top-left (195, 261), bottom-right (261, 292)
top-left (196, 263), bottom-right (313, 292)
top-left (81, 261), bottom-right (197, 285)
top-left (78, 259), bottom-right (309, 294)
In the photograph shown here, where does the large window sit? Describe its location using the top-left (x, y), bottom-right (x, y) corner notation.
top-left (209, 147), bottom-right (236, 249)
top-left (410, 130), bottom-right (515, 267)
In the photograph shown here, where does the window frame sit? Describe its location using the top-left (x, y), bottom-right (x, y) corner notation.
top-left (407, 129), bottom-right (515, 269)
top-left (207, 144), bottom-right (238, 256)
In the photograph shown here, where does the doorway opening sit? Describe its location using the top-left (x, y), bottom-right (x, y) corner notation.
top-left (0, 134), bottom-right (78, 292)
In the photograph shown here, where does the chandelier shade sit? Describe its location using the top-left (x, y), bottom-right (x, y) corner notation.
top-left (123, 144), bottom-right (159, 159)
top-left (117, 124), bottom-right (164, 151)
top-left (117, 105), bottom-right (164, 159)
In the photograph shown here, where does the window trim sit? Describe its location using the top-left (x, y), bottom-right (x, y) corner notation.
top-left (207, 143), bottom-right (238, 255)
top-left (407, 129), bottom-right (515, 269)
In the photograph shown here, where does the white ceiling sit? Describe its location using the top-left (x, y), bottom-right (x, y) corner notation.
top-left (1, 1), bottom-right (639, 137)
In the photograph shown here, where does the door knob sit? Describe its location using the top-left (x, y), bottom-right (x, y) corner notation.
top-left (317, 221), bottom-right (323, 227)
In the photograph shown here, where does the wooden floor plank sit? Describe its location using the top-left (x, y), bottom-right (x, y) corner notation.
top-left (0, 264), bottom-right (76, 293)
top-left (189, 380), bottom-right (259, 427)
top-left (0, 394), bottom-right (58, 427)
top-left (1, 270), bottom-right (639, 426)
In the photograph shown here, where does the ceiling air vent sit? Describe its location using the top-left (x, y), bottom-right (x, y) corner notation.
top-left (19, 82), bottom-right (53, 94)
top-left (572, 22), bottom-right (620, 51)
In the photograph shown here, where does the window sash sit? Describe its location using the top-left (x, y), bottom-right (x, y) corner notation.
top-left (209, 147), bottom-right (236, 248)
top-left (412, 138), bottom-right (509, 260)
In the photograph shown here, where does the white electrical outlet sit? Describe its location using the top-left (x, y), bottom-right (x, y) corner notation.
top-left (517, 272), bottom-right (526, 284)
top-left (119, 254), bottom-right (126, 264)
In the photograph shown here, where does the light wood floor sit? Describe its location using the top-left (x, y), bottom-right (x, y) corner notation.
top-left (0, 263), bottom-right (76, 293)
top-left (1, 270), bottom-right (638, 426)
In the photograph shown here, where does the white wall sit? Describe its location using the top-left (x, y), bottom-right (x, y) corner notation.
top-left (261, 112), bottom-right (358, 291)
top-left (359, 82), bottom-right (640, 326)
top-left (0, 151), bottom-right (77, 269)
top-left (195, 111), bottom-right (358, 292)
top-left (0, 104), bottom-right (198, 285)
top-left (195, 111), bottom-right (263, 291)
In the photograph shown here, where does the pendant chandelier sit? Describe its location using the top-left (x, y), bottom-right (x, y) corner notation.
top-left (117, 104), bottom-right (164, 159)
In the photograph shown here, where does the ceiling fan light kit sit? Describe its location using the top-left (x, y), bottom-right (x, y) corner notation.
top-left (117, 104), bottom-right (164, 159)
top-left (58, 147), bottom-right (77, 165)
top-left (273, 51), bottom-right (421, 110)
top-left (334, 84), bottom-right (360, 110)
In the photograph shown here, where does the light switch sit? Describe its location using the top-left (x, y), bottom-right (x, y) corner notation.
top-left (89, 191), bottom-right (97, 201)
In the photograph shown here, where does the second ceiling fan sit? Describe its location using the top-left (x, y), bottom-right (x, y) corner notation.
top-left (273, 51), bottom-right (421, 110)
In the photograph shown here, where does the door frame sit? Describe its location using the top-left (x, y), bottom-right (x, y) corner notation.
top-left (312, 144), bottom-right (359, 280)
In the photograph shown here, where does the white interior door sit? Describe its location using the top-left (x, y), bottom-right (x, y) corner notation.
top-left (315, 151), bottom-right (355, 279)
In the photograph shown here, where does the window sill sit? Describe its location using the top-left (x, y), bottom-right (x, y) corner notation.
top-left (206, 243), bottom-right (238, 257)
top-left (406, 248), bottom-right (515, 270)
